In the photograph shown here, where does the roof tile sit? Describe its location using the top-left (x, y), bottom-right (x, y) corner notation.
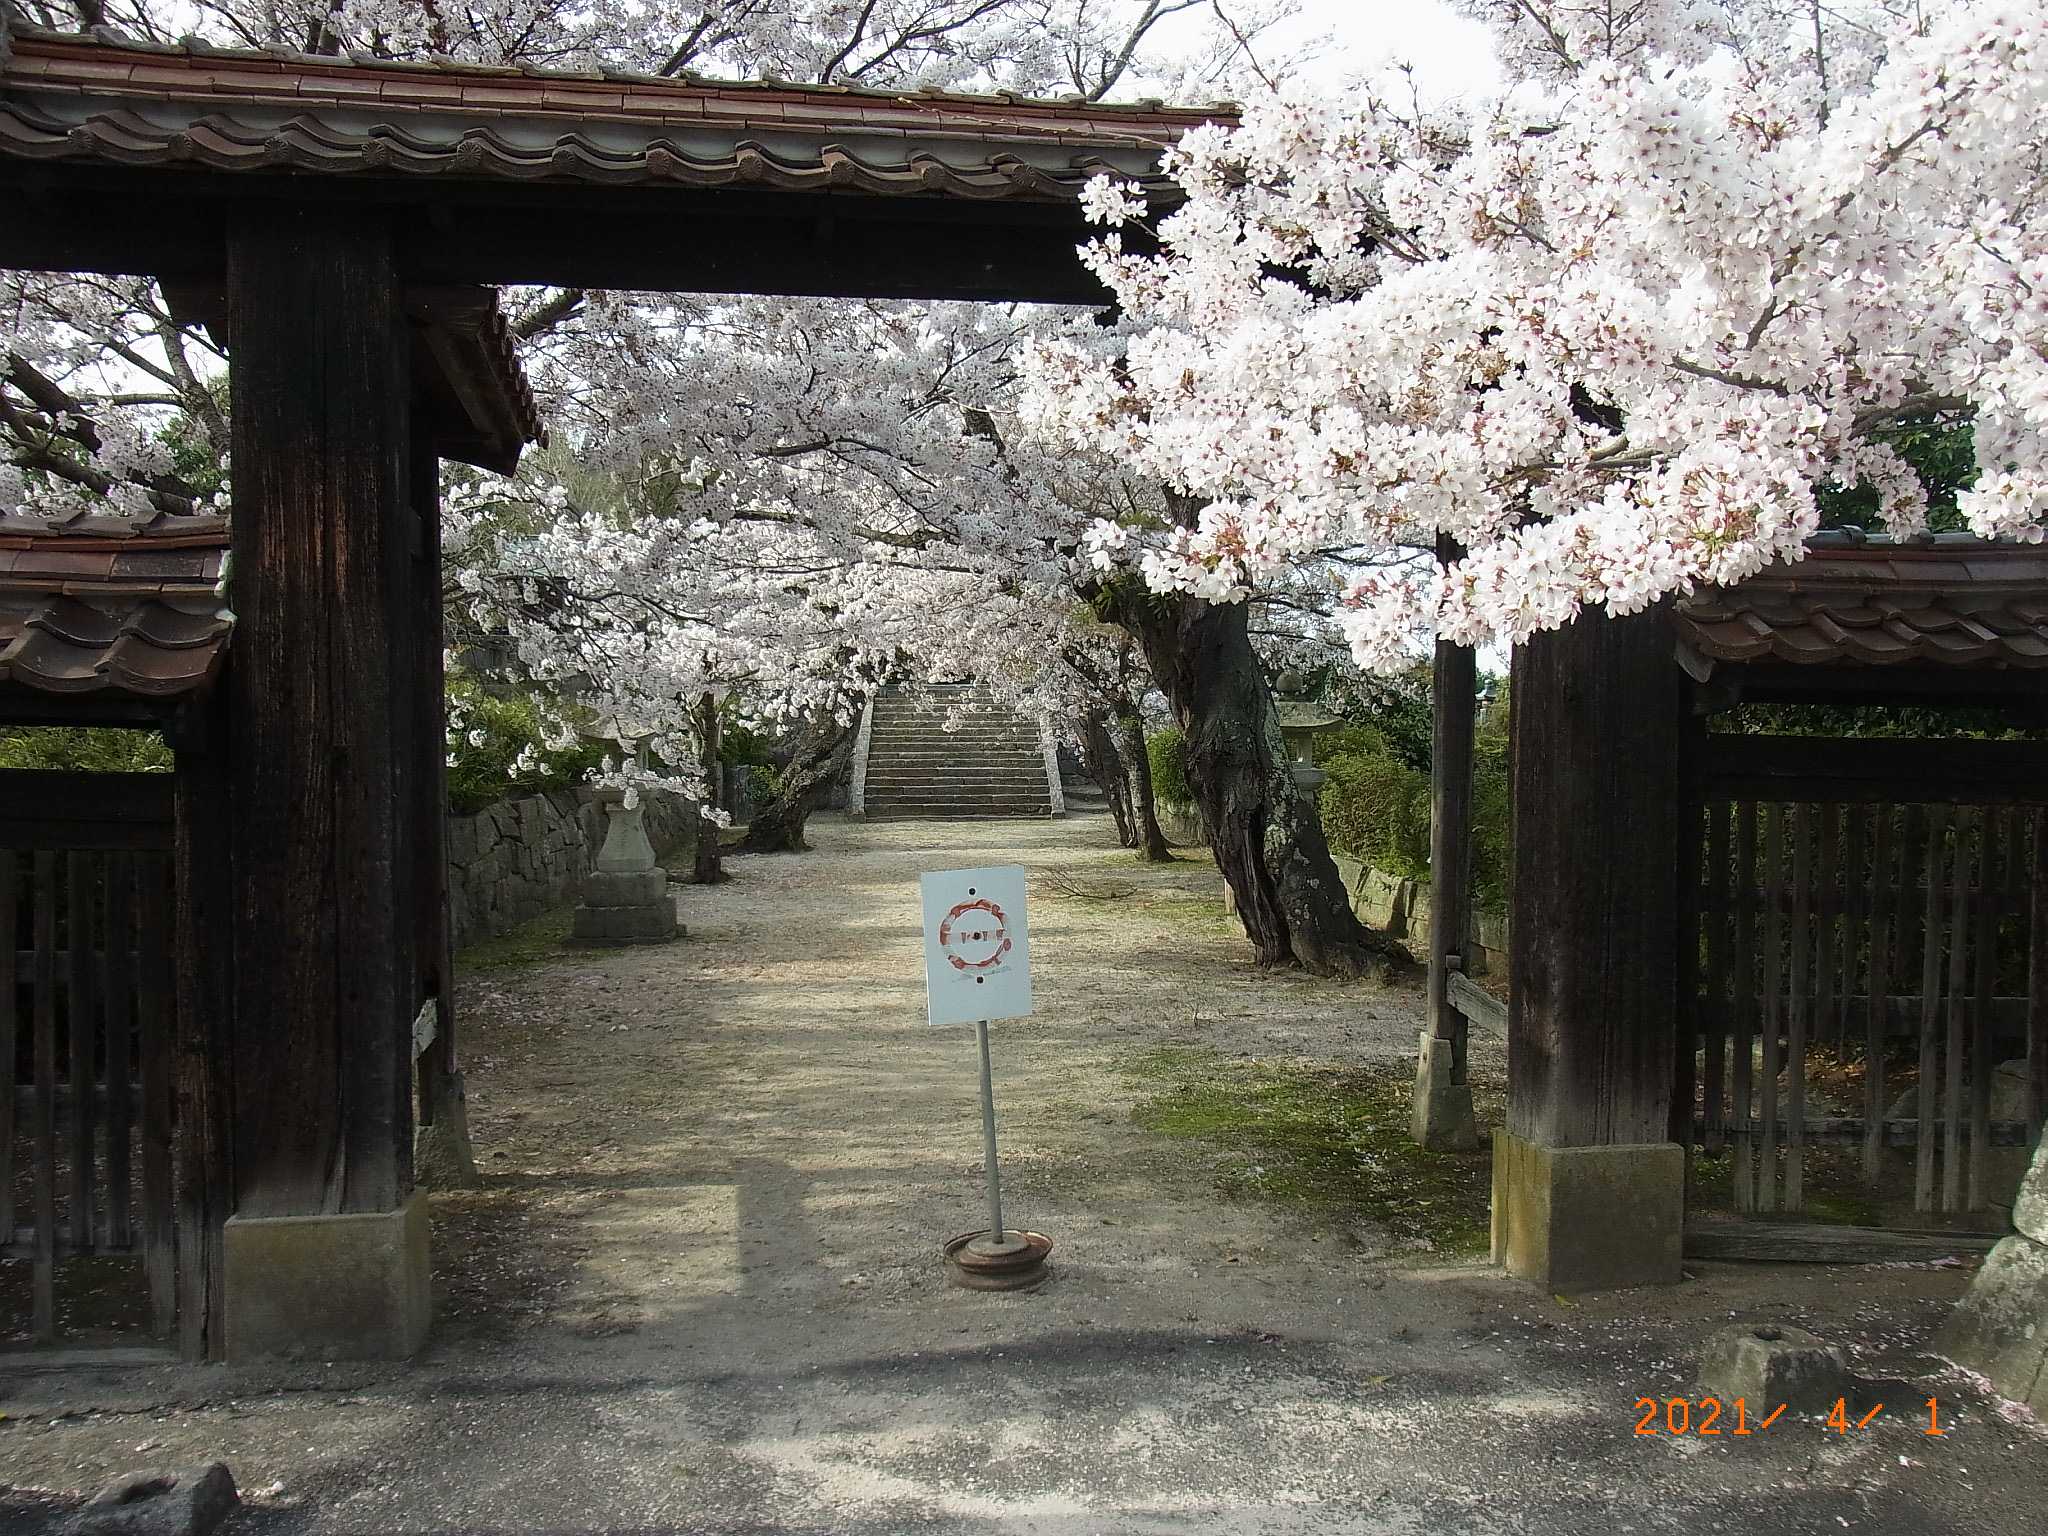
top-left (1676, 541), bottom-right (2048, 672)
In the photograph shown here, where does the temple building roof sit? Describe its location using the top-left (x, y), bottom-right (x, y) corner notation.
top-left (0, 24), bottom-right (1224, 205)
top-left (1677, 534), bottom-right (2048, 674)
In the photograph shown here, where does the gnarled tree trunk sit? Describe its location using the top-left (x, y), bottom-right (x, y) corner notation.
top-left (1079, 709), bottom-right (1137, 847)
top-left (738, 713), bottom-right (857, 854)
top-left (1107, 710), bottom-right (1172, 862)
top-left (1107, 587), bottom-right (1397, 978)
top-left (693, 690), bottom-right (727, 884)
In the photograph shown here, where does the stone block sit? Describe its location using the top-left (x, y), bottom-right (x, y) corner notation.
top-left (1698, 1323), bottom-right (1853, 1413)
top-left (1492, 1130), bottom-right (1683, 1291)
top-left (583, 868), bottom-right (668, 906)
top-left (222, 1194), bottom-right (430, 1361)
top-left (1936, 1231), bottom-right (2048, 1414)
top-left (415, 1071), bottom-right (480, 1190)
top-left (1357, 866), bottom-right (1404, 932)
top-left (2015, 1135), bottom-right (2048, 1245)
top-left (571, 898), bottom-right (679, 945)
top-left (65, 1463), bottom-right (238, 1536)
top-left (1411, 1030), bottom-right (1480, 1151)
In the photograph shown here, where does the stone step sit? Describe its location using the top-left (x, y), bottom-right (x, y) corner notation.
top-left (865, 736), bottom-right (1042, 749)
top-left (866, 814), bottom-right (1051, 822)
top-left (866, 787), bottom-right (1051, 800)
top-left (868, 798), bottom-right (1056, 811)
top-left (868, 727), bottom-right (1039, 739)
top-left (866, 753), bottom-right (1046, 765)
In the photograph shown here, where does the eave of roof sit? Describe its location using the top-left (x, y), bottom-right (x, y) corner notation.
top-left (0, 514), bottom-right (232, 708)
top-left (0, 25), bottom-right (1231, 202)
top-left (1676, 534), bottom-right (2048, 673)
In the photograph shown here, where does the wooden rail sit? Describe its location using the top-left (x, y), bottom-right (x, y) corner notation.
top-left (1447, 971), bottom-right (1506, 1037)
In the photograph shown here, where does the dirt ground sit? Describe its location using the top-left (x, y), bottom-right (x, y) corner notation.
top-left (2, 811), bottom-right (2045, 1534)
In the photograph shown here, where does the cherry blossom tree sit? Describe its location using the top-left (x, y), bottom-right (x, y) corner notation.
top-left (0, 0), bottom-right (1284, 774)
top-left (1009, 0), bottom-right (2048, 971)
top-left (2, 0), bottom-right (1405, 972)
top-left (1025, 0), bottom-right (2048, 669)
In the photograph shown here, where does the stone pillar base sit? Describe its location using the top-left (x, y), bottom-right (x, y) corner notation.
top-left (1491, 1130), bottom-right (1683, 1291)
top-left (571, 866), bottom-right (681, 945)
top-left (1411, 1030), bottom-right (1480, 1150)
top-left (223, 1194), bottom-right (431, 1361)
top-left (415, 1070), bottom-right (480, 1190)
top-left (570, 896), bottom-right (681, 945)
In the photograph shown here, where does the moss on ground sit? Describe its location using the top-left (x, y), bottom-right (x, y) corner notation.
top-left (1121, 1045), bottom-right (1495, 1258)
top-left (456, 907), bottom-right (577, 973)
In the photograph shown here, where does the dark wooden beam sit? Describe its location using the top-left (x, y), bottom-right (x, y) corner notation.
top-left (225, 206), bottom-right (415, 1216)
top-left (1508, 604), bottom-right (1686, 1147)
top-left (0, 167), bottom-right (1125, 305)
top-left (1699, 734), bottom-right (2048, 805)
top-left (1727, 661), bottom-right (2048, 709)
top-left (0, 770), bottom-right (173, 858)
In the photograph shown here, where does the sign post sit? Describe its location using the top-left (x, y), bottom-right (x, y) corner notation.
top-left (919, 864), bottom-right (1052, 1289)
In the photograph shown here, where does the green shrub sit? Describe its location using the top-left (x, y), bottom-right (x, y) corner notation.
top-left (0, 727), bottom-right (172, 774)
top-left (1146, 726), bottom-right (1190, 805)
top-left (445, 678), bottom-right (608, 815)
top-left (1321, 745), bottom-right (1431, 879)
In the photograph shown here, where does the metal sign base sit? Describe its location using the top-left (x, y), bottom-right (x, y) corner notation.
top-left (941, 1019), bottom-right (1052, 1290)
top-left (944, 1229), bottom-right (1054, 1291)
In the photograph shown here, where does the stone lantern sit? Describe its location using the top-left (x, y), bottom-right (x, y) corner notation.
top-left (1272, 670), bottom-right (1341, 793)
top-left (571, 718), bottom-right (682, 946)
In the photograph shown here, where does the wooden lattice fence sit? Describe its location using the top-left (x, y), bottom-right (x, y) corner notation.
top-left (1687, 796), bottom-right (2048, 1217)
top-left (2, 773), bottom-right (177, 1346)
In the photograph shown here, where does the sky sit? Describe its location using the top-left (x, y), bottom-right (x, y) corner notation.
top-left (1245, 0), bottom-right (1503, 98)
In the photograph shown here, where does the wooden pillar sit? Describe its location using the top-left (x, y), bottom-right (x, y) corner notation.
top-left (411, 436), bottom-right (455, 1125)
top-left (171, 688), bottom-right (235, 1360)
top-left (1493, 602), bottom-right (1687, 1289)
top-left (219, 207), bottom-right (430, 1357)
top-left (1414, 534), bottom-right (1481, 1149)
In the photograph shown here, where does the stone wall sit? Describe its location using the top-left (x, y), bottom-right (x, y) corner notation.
top-left (446, 788), bottom-right (697, 951)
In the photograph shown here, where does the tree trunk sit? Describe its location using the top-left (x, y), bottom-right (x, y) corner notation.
top-left (1108, 711), bottom-right (1172, 862)
top-left (739, 714), bottom-right (857, 854)
top-left (1109, 588), bottom-right (1397, 978)
top-left (1080, 709), bottom-right (1137, 847)
top-left (692, 691), bottom-right (727, 884)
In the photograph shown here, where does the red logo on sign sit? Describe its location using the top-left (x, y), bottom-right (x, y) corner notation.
top-left (939, 897), bottom-right (1011, 972)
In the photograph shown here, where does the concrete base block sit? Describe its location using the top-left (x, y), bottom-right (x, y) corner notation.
top-left (1491, 1130), bottom-right (1684, 1291)
top-left (581, 867), bottom-right (669, 906)
top-left (1411, 1031), bottom-right (1480, 1151)
top-left (1698, 1323), bottom-right (1853, 1413)
top-left (1936, 1231), bottom-right (2048, 1414)
top-left (570, 897), bottom-right (680, 945)
top-left (414, 1071), bottom-right (480, 1191)
top-left (223, 1194), bottom-right (430, 1361)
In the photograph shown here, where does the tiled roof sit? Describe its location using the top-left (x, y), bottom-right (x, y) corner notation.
top-left (0, 512), bottom-right (232, 704)
top-left (0, 26), bottom-right (1224, 202)
top-left (1676, 535), bottom-right (2048, 671)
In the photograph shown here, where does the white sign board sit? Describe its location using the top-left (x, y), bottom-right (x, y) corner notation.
top-left (920, 865), bottom-right (1032, 1026)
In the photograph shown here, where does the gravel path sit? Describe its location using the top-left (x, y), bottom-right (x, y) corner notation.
top-left (2, 812), bottom-right (2042, 1534)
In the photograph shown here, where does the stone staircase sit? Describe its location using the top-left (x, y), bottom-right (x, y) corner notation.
top-left (857, 684), bottom-right (1058, 820)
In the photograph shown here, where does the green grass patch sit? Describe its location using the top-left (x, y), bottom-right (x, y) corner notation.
top-left (1122, 1046), bottom-right (1493, 1257)
top-left (455, 907), bottom-right (577, 973)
